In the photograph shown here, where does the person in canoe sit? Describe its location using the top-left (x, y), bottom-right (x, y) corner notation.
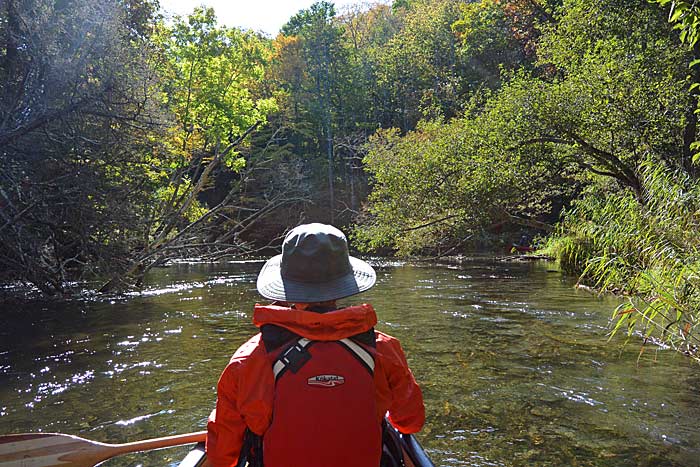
top-left (205, 223), bottom-right (425, 467)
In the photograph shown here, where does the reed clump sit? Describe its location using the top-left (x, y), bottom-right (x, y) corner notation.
top-left (543, 161), bottom-right (700, 360)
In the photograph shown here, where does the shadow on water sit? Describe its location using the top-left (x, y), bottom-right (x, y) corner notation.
top-left (1, 258), bottom-right (699, 466)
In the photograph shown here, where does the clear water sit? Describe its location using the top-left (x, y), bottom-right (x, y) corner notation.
top-left (1, 258), bottom-right (699, 467)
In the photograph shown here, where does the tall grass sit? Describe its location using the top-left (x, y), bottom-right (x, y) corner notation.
top-left (543, 161), bottom-right (700, 360)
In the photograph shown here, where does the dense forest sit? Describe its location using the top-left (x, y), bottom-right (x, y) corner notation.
top-left (1, 0), bottom-right (699, 358)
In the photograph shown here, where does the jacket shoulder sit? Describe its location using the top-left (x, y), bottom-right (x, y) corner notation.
top-left (230, 333), bottom-right (266, 363)
top-left (375, 330), bottom-right (400, 345)
top-left (218, 333), bottom-right (270, 389)
top-left (374, 330), bottom-right (407, 359)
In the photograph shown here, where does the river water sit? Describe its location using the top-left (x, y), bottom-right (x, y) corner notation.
top-left (1, 258), bottom-right (699, 467)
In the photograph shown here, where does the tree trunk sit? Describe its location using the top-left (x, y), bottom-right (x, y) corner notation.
top-left (326, 124), bottom-right (334, 224)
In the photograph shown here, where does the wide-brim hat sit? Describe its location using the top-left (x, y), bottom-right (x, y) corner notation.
top-left (257, 223), bottom-right (376, 303)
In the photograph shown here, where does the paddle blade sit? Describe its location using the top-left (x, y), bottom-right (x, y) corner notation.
top-left (0, 433), bottom-right (109, 467)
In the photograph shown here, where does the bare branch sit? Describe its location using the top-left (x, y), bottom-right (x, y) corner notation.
top-left (400, 214), bottom-right (460, 232)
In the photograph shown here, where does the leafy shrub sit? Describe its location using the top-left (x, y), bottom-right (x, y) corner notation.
top-left (548, 161), bottom-right (700, 359)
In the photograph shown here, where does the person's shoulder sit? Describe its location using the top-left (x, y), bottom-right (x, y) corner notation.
top-left (375, 329), bottom-right (399, 343)
top-left (374, 330), bottom-right (405, 352)
top-left (218, 333), bottom-right (269, 388)
top-left (229, 333), bottom-right (265, 363)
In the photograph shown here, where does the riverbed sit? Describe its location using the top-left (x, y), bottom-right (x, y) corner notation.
top-left (1, 258), bottom-right (698, 466)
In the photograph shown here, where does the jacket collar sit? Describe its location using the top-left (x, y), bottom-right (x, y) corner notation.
top-left (253, 303), bottom-right (377, 341)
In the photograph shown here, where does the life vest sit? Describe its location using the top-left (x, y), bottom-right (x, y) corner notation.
top-left (258, 323), bottom-right (382, 467)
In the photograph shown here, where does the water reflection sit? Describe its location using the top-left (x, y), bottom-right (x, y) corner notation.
top-left (0, 259), bottom-right (699, 467)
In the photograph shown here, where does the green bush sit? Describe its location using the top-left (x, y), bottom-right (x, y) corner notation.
top-left (547, 161), bottom-right (700, 360)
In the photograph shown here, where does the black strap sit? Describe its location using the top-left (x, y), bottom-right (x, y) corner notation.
top-left (272, 337), bottom-right (314, 381)
top-left (381, 420), bottom-right (406, 467)
top-left (235, 428), bottom-right (263, 467)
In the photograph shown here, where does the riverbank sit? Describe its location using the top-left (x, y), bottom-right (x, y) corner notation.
top-left (539, 164), bottom-right (700, 362)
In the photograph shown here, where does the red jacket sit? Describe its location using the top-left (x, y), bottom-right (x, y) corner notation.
top-left (206, 303), bottom-right (425, 467)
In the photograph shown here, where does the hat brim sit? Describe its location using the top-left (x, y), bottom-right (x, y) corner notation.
top-left (256, 254), bottom-right (376, 303)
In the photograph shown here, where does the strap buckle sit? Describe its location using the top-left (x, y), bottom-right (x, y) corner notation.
top-left (279, 340), bottom-right (312, 373)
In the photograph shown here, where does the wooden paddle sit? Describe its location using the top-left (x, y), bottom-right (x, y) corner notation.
top-left (0, 430), bottom-right (206, 467)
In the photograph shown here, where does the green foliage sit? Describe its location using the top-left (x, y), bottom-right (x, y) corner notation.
top-left (140, 7), bottom-right (278, 247)
top-left (267, 0), bottom-right (550, 227)
top-left (355, 120), bottom-right (478, 254)
top-left (156, 7), bottom-right (276, 165)
top-left (356, 0), bottom-right (693, 254)
top-left (548, 162), bottom-right (700, 359)
top-left (656, 0), bottom-right (700, 46)
top-left (282, 1), bottom-right (337, 35)
top-left (281, 1), bottom-right (347, 132)
top-left (539, 233), bottom-right (592, 274)
top-left (654, 0), bottom-right (700, 168)
top-left (372, 0), bottom-right (466, 127)
top-left (531, 0), bottom-right (689, 187)
top-left (354, 108), bottom-right (567, 254)
top-left (452, 0), bottom-right (541, 87)
top-left (153, 182), bottom-right (208, 224)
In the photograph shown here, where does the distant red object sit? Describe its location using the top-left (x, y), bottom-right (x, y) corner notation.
top-left (511, 244), bottom-right (535, 253)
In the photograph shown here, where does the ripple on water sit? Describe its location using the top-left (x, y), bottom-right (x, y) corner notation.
top-left (104, 361), bottom-right (163, 377)
top-left (22, 369), bottom-right (96, 408)
top-left (442, 310), bottom-right (474, 319)
top-left (115, 409), bottom-right (175, 426)
top-left (126, 275), bottom-right (252, 297)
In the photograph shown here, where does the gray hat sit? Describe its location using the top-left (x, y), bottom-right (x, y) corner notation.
top-left (256, 223), bottom-right (376, 303)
